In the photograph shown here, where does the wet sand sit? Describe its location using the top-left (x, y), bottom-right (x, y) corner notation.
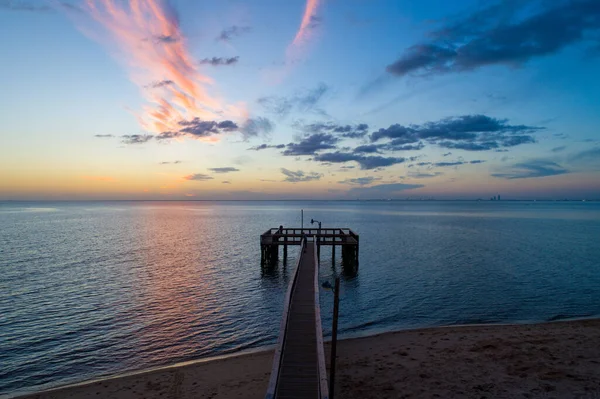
top-left (16, 319), bottom-right (600, 399)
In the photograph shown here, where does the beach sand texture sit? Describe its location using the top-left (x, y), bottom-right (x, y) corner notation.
top-left (17, 319), bottom-right (600, 399)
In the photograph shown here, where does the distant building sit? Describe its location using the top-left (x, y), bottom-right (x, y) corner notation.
top-left (498, 195), bottom-right (501, 201)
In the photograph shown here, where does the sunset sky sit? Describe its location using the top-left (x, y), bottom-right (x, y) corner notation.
top-left (1, 0), bottom-right (599, 200)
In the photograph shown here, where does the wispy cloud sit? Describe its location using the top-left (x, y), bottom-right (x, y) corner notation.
top-left (257, 83), bottom-right (329, 119)
top-left (433, 160), bottom-right (485, 167)
top-left (568, 147), bottom-right (600, 169)
top-left (216, 25), bottom-right (251, 42)
top-left (408, 171), bottom-right (443, 179)
top-left (248, 143), bottom-right (286, 151)
top-left (492, 160), bottom-right (568, 179)
top-left (338, 177), bottom-right (381, 186)
top-left (208, 167), bottom-right (240, 174)
top-left (551, 145), bottom-right (567, 153)
top-left (199, 56), bottom-right (239, 66)
top-left (145, 79), bottom-right (174, 89)
top-left (94, 134), bottom-right (114, 138)
top-left (121, 134), bottom-right (153, 144)
top-left (81, 1), bottom-right (241, 136)
top-left (272, 0), bottom-right (323, 82)
top-left (184, 173), bottom-right (214, 181)
top-left (241, 117), bottom-right (274, 139)
top-left (386, 1), bottom-right (600, 79)
top-left (0, 0), bottom-right (51, 12)
top-left (291, 0), bottom-right (323, 47)
top-left (281, 168), bottom-right (323, 183)
top-left (159, 160), bottom-right (182, 164)
top-left (347, 183), bottom-right (424, 199)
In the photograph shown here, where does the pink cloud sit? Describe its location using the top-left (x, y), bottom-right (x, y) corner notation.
top-left (81, 0), bottom-right (243, 134)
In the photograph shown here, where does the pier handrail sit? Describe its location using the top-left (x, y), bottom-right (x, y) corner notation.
top-left (265, 238), bottom-right (306, 399)
top-left (314, 241), bottom-right (329, 399)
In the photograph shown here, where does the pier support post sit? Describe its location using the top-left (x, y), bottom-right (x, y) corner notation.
top-left (283, 244), bottom-right (287, 263)
top-left (332, 245), bottom-right (336, 265)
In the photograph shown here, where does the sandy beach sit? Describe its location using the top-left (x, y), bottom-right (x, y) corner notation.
top-left (16, 319), bottom-right (600, 399)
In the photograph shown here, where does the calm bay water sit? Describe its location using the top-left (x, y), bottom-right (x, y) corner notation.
top-left (1, 200), bottom-right (600, 396)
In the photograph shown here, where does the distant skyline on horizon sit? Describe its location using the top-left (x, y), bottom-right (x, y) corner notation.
top-left (1, 0), bottom-right (599, 201)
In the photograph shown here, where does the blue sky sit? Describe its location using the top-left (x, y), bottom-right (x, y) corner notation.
top-left (0, 0), bottom-right (599, 200)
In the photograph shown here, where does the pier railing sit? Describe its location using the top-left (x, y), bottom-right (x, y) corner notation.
top-left (314, 241), bottom-right (329, 399)
top-left (260, 228), bottom-right (359, 246)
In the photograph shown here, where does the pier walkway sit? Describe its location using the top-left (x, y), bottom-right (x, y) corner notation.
top-left (265, 238), bottom-right (329, 399)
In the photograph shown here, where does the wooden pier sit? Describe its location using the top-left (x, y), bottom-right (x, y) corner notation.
top-left (265, 238), bottom-right (329, 399)
top-left (260, 228), bottom-right (359, 269)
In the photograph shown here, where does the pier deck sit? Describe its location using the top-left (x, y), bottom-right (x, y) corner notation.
top-left (265, 238), bottom-right (328, 399)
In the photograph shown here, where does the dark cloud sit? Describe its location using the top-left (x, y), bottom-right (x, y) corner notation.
top-left (433, 160), bottom-right (486, 167)
top-left (338, 177), bottom-right (382, 186)
top-left (184, 173), bottom-right (214, 181)
top-left (434, 161), bottom-right (464, 167)
top-left (178, 118), bottom-right (239, 138)
top-left (443, 152), bottom-right (452, 156)
top-left (492, 160), bottom-right (568, 179)
top-left (280, 168), bottom-right (323, 183)
top-left (314, 152), bottom-right (405, 170)
top-left (222, 181), bottom-right (231, 184)
top-left (155, 118), bottom-right (241, 141)
top-left (437, 141), bottom-right (498, 151)
top-left (551, 145), bottom-right (567, 153)
top-left (208, 167), bottom-right (240, 174)
top-left (156, 131), bottom-right (183, 140)
top-left (146, 80), bottom-right (174, 89)
top-left (94, 134), bottom-right (114, 138)
top-left (155, 34), bottom-right (178, 43)
top-left (347, 183), bottom-right (424, 199)
top-left (384, 141), bottom-right (425, 151)
top-left (283, 133), bottom-right (339, 156)
top-left (371, 115), bottom-right (541, 152)
top-left (248, 143), bottom-right (286, 151)
top-left (300, 122), bottom-right (369, 139)
top-left (121, 134), bottom-right (153, 144)
top-left (257, 83), bottom-right (329, 118)
top-left (199, 56), bottom-right (239, 66)
top-left (159, 161), bottom-right (182, 165)
top-left (387, 1), bottom-right (600, 78)
top-left (217, 26), bottom-right (252, 42)
top-left (353, 144), bottom-right (381, 154)
top-left (241, 117), bottom-right (274, 139)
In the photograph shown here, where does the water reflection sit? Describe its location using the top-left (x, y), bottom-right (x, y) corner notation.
top-left (2, 201), bottom-right (600, 396)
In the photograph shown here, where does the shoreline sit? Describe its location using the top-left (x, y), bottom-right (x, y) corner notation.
top-left (11, 317), bottom-right (600, 398)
